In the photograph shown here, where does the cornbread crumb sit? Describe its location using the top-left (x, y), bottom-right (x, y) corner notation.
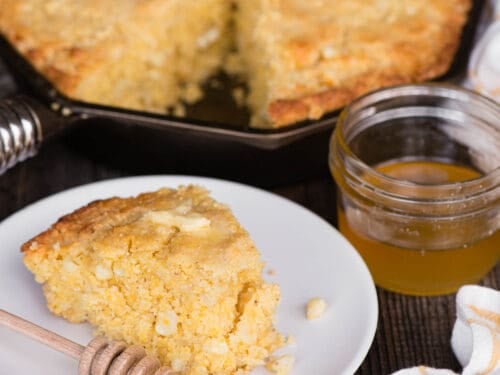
top-left (155, 309), bottom-right (178, 336)
top-left (267, 268), bottom-right (276, 276)
top-left (285, 335), bottom-right (296, 346)
top-left (61, 107), bottom-right (72, 117)
top-left (94, 264), bottom-right (113, 281)
top-left (182, 83), bottom-right (204, 104)
top-left (209, 77), bottom-right (223, 89)
top-left (22, 186), bottom-right (285, 375)
top-left (265, 355), bottom-right (295, 375)
top-left (172, 103), bottom-right (186, 117)
top-left (232, 87), bottom-right (246, 107)
top-left (306, 297), bottom-right (327, 320)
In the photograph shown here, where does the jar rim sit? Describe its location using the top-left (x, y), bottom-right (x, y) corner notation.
top-left (331, 83), bottom-right (500, 206)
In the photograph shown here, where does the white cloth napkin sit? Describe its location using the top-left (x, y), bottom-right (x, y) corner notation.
top-left (392, 285), bottom-right (500, 375)
top-left (467, 0), bottom-right (500, 102)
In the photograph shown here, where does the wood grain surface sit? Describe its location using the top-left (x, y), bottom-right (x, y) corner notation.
top-left (0, 59), bottom-right (498, 375)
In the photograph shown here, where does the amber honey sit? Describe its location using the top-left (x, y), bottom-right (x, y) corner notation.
top-left (329, 84), bottom-right (500, 295)
top-left (337, 160), bottom-right (500, 296)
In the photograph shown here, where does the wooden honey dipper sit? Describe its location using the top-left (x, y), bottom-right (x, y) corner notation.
top-left (0, 309), bottom-right (178, 375)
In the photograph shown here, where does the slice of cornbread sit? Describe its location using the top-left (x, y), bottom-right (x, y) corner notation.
top-left (231, 0), bottom-right (472, 127)
top-left (0, 0), bottom-right (231, 113)
top-left (22, 186), bottom-right (284, 374)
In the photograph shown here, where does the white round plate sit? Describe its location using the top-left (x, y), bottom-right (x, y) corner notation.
top-left (0, 176), bottom-right (378, 375)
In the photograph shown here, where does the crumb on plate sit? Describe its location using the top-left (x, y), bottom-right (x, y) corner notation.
top-left (265, 354), bottom-right (295, 375)
top-left (306, 297), bottom-right (327, 320)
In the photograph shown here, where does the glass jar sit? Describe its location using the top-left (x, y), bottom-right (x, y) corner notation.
top-left (329, 84), bottom-right (500, 296)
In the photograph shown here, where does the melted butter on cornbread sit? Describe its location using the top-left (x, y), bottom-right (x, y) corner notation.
top-left (146, 209), bottom-right (211, 232)
top-left (22, 186), bottom-right (284, 375)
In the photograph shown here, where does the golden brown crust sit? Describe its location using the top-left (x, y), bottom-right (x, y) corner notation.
top-left (0, 1), bottom-right (116, 98)
top-left (22, 197), bottom-right (127, 253)
top-left (264, 0), bottom-right (472, 127)
top-left (22, 187), bottom-right (217, 258)
top-left (267, 72), bottom-right (427, 127)
top-left (271, 50), bottom-right (462, 128)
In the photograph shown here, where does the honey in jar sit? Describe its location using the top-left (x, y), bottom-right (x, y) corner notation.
top-left (337, 160), bottom-right (499, 295)
top-left (329, 84), bottom-right (500, 295)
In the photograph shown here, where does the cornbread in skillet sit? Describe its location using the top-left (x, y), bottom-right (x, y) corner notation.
top-left (0, 0), bottom-right (471, 127)
top-left (0, 0), bottom-right (231, 113)
top-left (22, 186), bottom-right (284, 374)
top-left (231, 0), bottom-right (472, 127)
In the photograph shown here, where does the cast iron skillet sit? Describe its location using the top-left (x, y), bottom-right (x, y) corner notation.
top-left (0, 0), bottom-right (484, 185)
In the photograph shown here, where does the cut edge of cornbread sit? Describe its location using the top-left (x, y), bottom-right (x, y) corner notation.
top-left (22, 185), bottom-right (285, 375)
top-left (231, 0), bottom-right (472, 128)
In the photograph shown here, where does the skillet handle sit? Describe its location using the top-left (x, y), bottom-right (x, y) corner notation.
top-left (0, 96), bottom-right (65, 175)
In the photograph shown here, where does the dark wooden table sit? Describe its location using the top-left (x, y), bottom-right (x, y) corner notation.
top-left (0, 59), bottom-right (498, 375)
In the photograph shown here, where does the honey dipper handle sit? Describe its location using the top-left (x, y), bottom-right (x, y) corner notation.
top-left (0, 309), bottom-right (83, 359)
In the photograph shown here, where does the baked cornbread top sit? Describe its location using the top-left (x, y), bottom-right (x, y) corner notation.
top-left (0, 1), bottom-right (163, 95)
top-left (22, 186), bottom-right (285, 373)
top-left (0, 0), bottom-right (471, 127)
top-left (270, 0), bottom-right (469, 70)
top-left (23, 186), bottom-right (261, 277)
top-left (0, 0), bottom-right (230, 112)
top-left (234, 0), bottom-right (472, 126)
